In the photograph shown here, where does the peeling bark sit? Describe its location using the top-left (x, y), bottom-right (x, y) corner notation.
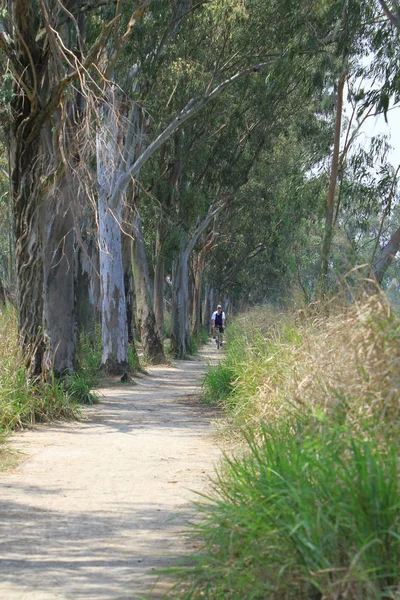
top-left (98, 192), bottom-right (130, 374)
top-left (10, 112), bottom-right (46, 375)
top-left (41, 178), bottom-right (76, 376)
top-left (132, 210), bottom-right (166, 364)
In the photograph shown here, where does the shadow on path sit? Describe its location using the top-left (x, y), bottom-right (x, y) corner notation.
top-left (0, 343), bottom-right (222, 599)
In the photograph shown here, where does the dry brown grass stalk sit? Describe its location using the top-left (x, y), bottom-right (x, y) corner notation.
top-left (233, 293), bottom-right (400, 439)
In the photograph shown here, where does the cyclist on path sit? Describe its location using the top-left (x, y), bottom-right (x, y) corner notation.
top-left (211, 304), bottom-right (226, 346)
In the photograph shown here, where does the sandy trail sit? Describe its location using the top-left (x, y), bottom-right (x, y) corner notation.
top-left (0, 344), bottom-right (221, 599)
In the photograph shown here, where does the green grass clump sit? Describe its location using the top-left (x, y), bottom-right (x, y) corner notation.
top-left (0, 365), bottom-right (79, 431)
top-left (0, 309), bottom-right (82, 432)
top-left (65, 373), bottom-right (99, 405)
top-left (189, 327), bottom-right (210, 355)
top-left (178, 423), bottom-right (400, 600)
top-left (202, 363), bottom-right (235, 403)
top-left (75, 329), bottom-right (102, 388)
top-left (74, 327), bottom-right (107, 404)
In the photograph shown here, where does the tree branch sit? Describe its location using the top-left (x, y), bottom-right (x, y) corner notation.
top-left (112, 60), bottom-right (273, 203)
top-left (104, 0), bottom-right (152, 79)
top-left (27, 15), bottom-right (119, 142)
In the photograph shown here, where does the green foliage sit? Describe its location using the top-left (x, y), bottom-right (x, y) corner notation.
top-left (189, 327), bottom-right (210, 355)
top-left (76, 330), bottom-right (102, 388)
top-left (128, 343), bottom-right (140, 372)
top-left (64, 374), bottom-right (99, 406)
top-left (0, 307), bottom-right (80, 431)
top-left (74, 330), bottom-right (101, 404)
top-left (177, 423), bottom-right (400, 599)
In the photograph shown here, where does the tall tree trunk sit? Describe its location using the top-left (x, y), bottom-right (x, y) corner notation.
top-left (170, 208), bottom-right (221, 357)
top-left (192, 251), bottom-right (206, 335)
top-left (188, 262), bottom-right (194, 331)
top-left (76, 238), bottom-right (97, 343)
top-left (171, 243), bottom-right (191, 358)
top-left (320, 70), bottom-right (347, 292)
top-left (0, 277), bottom-right (6, 308)
top-left (10, 118), bottom-right (46, 375)
top-left (373, 225), bottom-right (400, 284)
top-left (41, 179), bottom-right (76, 376)
top-left (154, 221), bottom-right (165, 339)
top-left (98, 189), bottom-right (130, 374)
top-left (203, 283), bottom-right (211, 332)
top-left (192, 232), bottom-right (216, 334)
top-left (122, 235), bottom-right (135, 344)
top-left (97, 93), bottom-right (130, 374)
top-left (132, 210), bottom-right (166, 364)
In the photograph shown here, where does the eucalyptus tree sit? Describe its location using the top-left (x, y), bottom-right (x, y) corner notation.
top-left (0, 1), bottom-right (125, 376)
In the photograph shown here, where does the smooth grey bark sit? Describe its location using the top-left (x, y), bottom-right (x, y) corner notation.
top-left (132, 210), bottom-right (166, 363)
top-left (98, 191), bottom-right (130, 374)
top-left (97, 98), bottom-right (130, 374)
top-left (373, 225), bottom-right (400, 284)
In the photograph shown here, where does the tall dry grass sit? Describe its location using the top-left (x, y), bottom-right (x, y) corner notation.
top-left (206, 293), bottom-right (400, 440)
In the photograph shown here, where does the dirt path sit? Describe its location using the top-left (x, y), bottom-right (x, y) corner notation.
top-left (0, 344), bottom-right (221, 599)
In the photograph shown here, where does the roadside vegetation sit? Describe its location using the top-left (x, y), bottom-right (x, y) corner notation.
top-left (0, 308), bottom-right (100, 436)
top-left (177, 292), bottom-right (400, 600)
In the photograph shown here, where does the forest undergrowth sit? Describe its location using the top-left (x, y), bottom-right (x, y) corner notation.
top-left (0, 308), bottom-right (101, 436)
top-left (176, 292), bottom-right (400, 600)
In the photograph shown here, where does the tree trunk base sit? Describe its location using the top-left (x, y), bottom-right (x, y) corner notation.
top-left (148, 353), bottom-right (169, 365)
top-left (102, 359), bottom-right (131, 376)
